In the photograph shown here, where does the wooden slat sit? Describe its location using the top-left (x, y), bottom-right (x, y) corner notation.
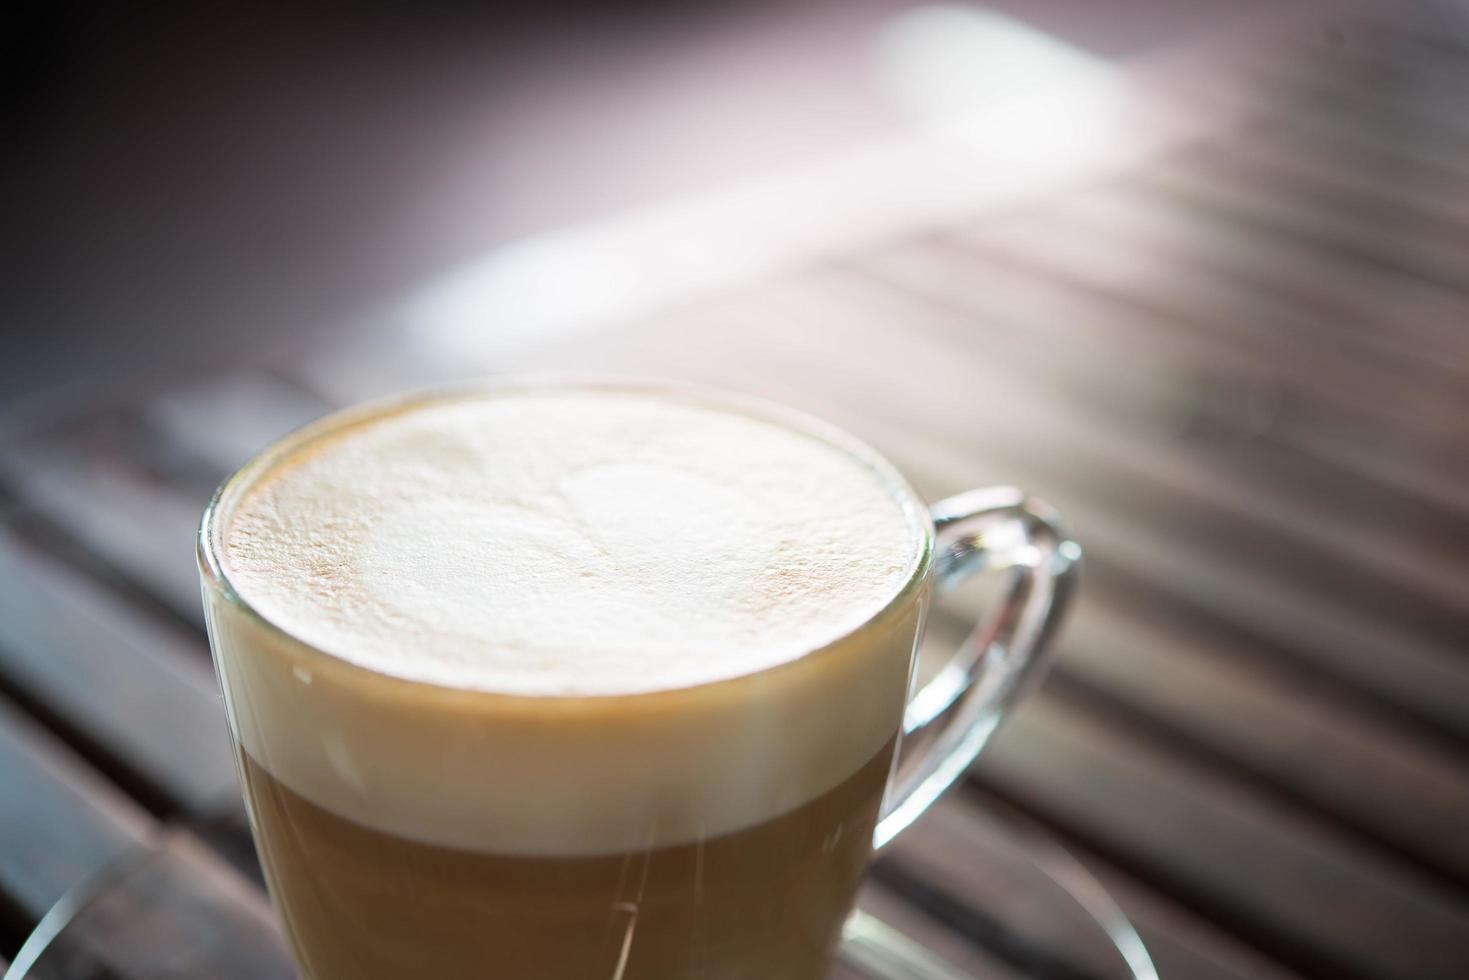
top-left (1056, 599), bottom-right (1469, 884)
top-left (1111, 163), bottom-right (1469, 369)
top-left (1245, 60), bottom-right (1469, 155)
top-left (902, 413), bottom-right (1469, 752)
top-left (1221, 30), bottom-right (1469, 177)
top-left (942, 211), bottom-right (1469, 564)
top-left (1067, 831), bottom-right (1308, 980)
top-left (924, 559), bottom-right (1469, 896)
top-left (1064, 513), bottom-right (1469, 751)
top-left (889, 794), bottom-right (1301, 980)
top-left (879, 788), bottom-right (1135, 979)
top-left (869, 227), bottom-right (1457, 426)
top-left (0, 525), bottom-right (237, 816)
top-left (985, 177), bottom-right (1469, 403)
top-left (0, 695), bottom-right (292, 979)
top-left (1141, 154), bottom-right (1469, 300)
top-left (1314, 6), bottom-right (1469, 62)
top-left (1265, 38), bottom-right (1469, 151)
top-left (43, 832), bottom-right (294, 980)
top-left (725, 272), bottom-right (1469, 653)
top-left (979, 691), bottom-right (1469, 980)
top-left (1222, 118), bottom-right (1469, 230)
top-left (1368, 26), bottom-right (1469, 96)
top-left (860, 234), bottom-right (1469, 538)
top-left (0, 373), bottom-right (330, 629)
top-left (1203, 131), bottom-right (1469, 238)
top-left (0, 440), bottom-right (206, 627)
top-left (0, 695), bottom-right (151, 921)
top-left (926, 609), bottom-right (1465, 976)
top-left (841, 286), bottom-right (1469, 667)
top-left (955, 179), bottom-right (1469, 388)
top-left (1258, 96), bottom-right (1469, 184)
top-left (853, 884), bottom-right (1025, 980)
top-left (1276, 83), bottom-right (1469, 179)
top-left (863, 236), bottom-right (1469, 533)
top-left (935, 189), bottom-right (1469, 529)
top-left (1155, 138), bottom-right (1469, 258)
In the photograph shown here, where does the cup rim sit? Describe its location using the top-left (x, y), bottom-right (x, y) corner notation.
top-left (197, 375), bottom-right (937, 703)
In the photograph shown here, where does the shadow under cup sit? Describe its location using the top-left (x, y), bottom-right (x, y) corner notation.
top-left (197, 384), bottom-right (939, 980)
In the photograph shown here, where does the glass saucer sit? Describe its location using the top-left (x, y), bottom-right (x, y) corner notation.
top-left (7, 813), bottom-right (1154, 980)
top-left (839, 803), bottom-right (1155, 980)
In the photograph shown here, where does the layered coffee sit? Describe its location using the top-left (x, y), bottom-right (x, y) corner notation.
top-left (203, 386), bottom-right (929, 979)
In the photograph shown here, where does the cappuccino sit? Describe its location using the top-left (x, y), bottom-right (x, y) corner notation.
top-left (203, 385), bottom-right (929, 979)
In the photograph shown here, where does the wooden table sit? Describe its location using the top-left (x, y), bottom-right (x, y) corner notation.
top-left (3, 4), bottom-right (1469, 977)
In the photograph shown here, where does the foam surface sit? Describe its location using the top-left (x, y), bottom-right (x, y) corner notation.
top-left (222, 388), bottom-right (920, 696)
top-left (206, 386), bottom-right (929, 854)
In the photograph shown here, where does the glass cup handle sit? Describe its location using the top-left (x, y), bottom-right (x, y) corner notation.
top-left (873, 486), bottom-right (1081, 850)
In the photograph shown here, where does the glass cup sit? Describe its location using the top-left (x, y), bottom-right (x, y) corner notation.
top-left (194, 380), bottom-right (1082, 980)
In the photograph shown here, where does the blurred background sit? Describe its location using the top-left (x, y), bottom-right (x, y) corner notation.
top-left (4, 0), bottom-right (1469, 978)
top-left (6, 0), bottom-right (1307, 405)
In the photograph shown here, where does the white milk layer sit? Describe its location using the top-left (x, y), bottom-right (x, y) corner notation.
top-left (207, 385), bottom-right (928, 855)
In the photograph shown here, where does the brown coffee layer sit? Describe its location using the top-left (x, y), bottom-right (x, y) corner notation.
top-left (241, 738), bottom-right (895, 980)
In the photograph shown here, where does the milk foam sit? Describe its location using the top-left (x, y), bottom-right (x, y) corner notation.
top-left (205, 385), bottom-right (929, 855)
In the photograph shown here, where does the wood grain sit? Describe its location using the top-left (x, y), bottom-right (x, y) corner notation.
top-left (0, 695), bottom-right (150, 922)
top-left (1055, 601), bottom-right (1469, 885)
top-left (55, 832), bottom-right (294, 980)
top-left (887, 793), bottom-right (1301, 980)
top-left (0, 438), bottom-right (207, 627)
top-left (853, 884), bottom-right (1025, 980)
top-left (1141, 158), bottom-right (1469, 300)
top-left (863, 235), bottom-right (1469, 534)
top-left (980, 690), bottom-right (1469, 980)
top-left (952, 185), bottom-right (1469, 422)
top-left (1213, 123), bottom-right (1469, 232)
top-left (0, 526), bottom-right (237, 817)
